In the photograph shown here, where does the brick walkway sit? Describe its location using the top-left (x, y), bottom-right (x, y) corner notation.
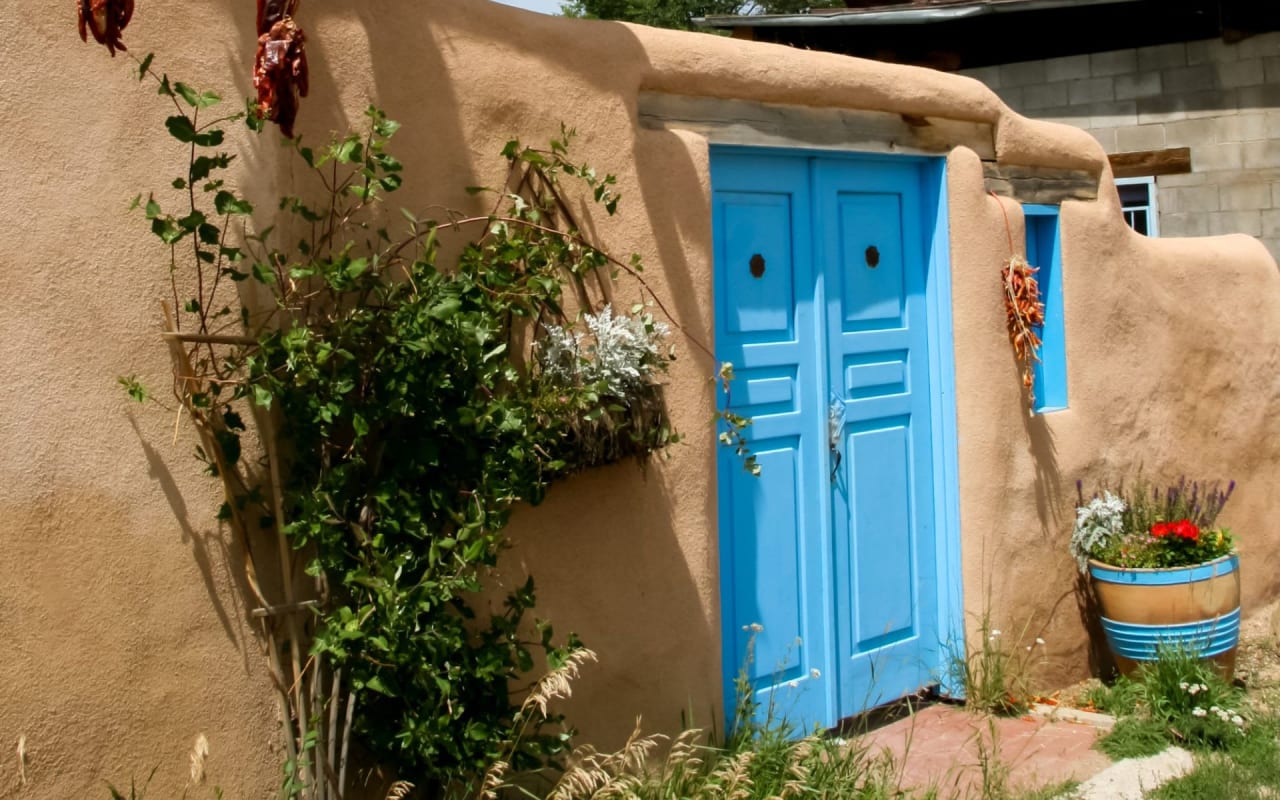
top-left (854, 702), bottom-right (1113, 798)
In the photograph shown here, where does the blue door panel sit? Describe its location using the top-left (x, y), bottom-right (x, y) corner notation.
top-left (720, 192), bottom-right (796, 335)
top-left (714, 150), bottom-right (947, 733)
top-left (848, 424), bottom-right (915, 649)
top-left (838, 194), bottom-right (907, 327)
top-left (845, 355), bottom-right (908, 398)
top-left (728, 440), bottom-right (807, 685)
top-left (713, 153), bottom-right (834, 732)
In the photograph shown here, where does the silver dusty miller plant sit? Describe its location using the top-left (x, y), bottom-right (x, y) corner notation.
top-left (1070, 490), bottom-right (1127, 573)
top-left (539, 304), bottom-right (670, 397)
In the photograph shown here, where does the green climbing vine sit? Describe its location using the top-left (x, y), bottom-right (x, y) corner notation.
top-left (118, 46), bottom-right (756, 799)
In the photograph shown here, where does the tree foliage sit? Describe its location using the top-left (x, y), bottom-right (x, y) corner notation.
top-left (560, 0), bottom-right (844, 31)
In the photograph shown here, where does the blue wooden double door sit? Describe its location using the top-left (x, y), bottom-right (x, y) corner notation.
top-left (713, 150), bottom-right (948, 732)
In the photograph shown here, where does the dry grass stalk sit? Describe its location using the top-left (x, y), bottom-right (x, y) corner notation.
top-left (709, 749), bottom-right (754, 800)
top-left (521, 648), bottom-right (598, 719)
top-left (546, 722), bottom-right (662, 800)
top-left (479, 760), bottom-right (509, 800)
top-left (188, 733), bottom-right (210, 786)
top-left (660, 728), bottom-right (704, 778)
top-left (16, 734), bottom-right (26, 786)
top-left (779, 738), bottom-right (812, 798)
top-left (384, 779), bottom-right (414, 800)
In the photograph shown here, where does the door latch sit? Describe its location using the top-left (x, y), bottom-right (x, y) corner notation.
top-left (828, 393), bottom-right (845, 482)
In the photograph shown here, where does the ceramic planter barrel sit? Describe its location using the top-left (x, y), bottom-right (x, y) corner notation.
top-left (1088, 554), bottom-right (1241, 679)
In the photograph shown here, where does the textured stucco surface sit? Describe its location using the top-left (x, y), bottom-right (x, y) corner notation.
top-left (2, 1), bottom-right (1278, 796)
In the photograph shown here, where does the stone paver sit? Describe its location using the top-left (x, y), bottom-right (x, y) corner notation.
top-left (1072, 747), bottom-right (1194, 800)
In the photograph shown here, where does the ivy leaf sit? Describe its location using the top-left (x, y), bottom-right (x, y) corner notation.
top-left (172, 82), bottom-right (201, 107)
top-left (190, 153), bottom-right (234, 182)
top-left (151, 216), bottom-right (184, 244)
top-left (165, 115), bottom-right (198, 142)
top-left (346, 258), bottom-right (369, 280)
top-left (214, 191), bottom-right (253, 216)
top-left (177, 211), bottom-right (206, 232)
top-left (429, 297), bottom-right (461, 320)
top-left (165, 116), bottom-right (225, 147)
top-left (362, 675), bottom-right (396, 697)
top-left (252, 384), bottom-right (273, 409)
top-left (117, 375), bottom-right (149, 403)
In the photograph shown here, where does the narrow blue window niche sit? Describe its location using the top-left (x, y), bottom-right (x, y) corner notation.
top-left (1023, 205), bottom-right (1067, 413)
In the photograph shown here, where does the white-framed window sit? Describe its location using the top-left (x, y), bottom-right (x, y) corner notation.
top-left (1115, 176), bottom-right (1159, 237)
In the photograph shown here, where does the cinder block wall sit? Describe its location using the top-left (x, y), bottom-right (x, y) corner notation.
top-left (959, 32), bottom-right (1280, 260)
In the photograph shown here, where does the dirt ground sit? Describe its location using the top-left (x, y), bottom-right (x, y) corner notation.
top-left (1234, 596), bottom-right (1280, 713)
top-left (1055, 596), bottom-right (1280, 713)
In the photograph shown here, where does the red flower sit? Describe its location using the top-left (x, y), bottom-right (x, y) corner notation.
top-left (1172, 519), bottom-right (1200, 542)
top-left (1152, 519), bottom-right (1200, 542)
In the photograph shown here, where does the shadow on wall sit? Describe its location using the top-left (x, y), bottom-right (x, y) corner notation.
top-left (1022, 412), bottom-right (1064, 539)
top-left (497, 457), bottom-right (721, 752)
top-left (127, 414), bottom-right (254, 673)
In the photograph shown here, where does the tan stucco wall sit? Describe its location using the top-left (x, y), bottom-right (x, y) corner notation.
top-left (3, 1), bottom-right (1278, 796)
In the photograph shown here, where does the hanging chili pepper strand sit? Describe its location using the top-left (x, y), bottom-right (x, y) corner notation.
top-left (1002, 253), bottom-right (1045, 401)
top-left (253, 0), bottom-right (309, 138)
top-left (990, 192), bottom-right (1046, 406)
top-left (77, 0), bottom-right (134, 56)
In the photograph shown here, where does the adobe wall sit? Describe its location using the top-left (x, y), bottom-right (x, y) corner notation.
top-left (1, 1), bottom-right (1277, 796)
top-left (958, 32), bottom-right (1280, 259)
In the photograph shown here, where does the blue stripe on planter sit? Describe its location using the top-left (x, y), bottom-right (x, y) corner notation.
top-left (1100, 607), bottom-right (1241, 661)
top-left (1089, 554), bottom-right (1238, 586)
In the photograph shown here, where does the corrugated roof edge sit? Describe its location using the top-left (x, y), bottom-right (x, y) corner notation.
top-left (697, 0), bottom-right (1141, 28)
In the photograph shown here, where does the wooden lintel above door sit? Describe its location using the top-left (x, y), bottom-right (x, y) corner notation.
top-left (1108, 147), bottom-right (1193, 179)
top-left (982, 162), bottom-right (1100, 205)
top-left (638, 92), bottom-right (996, 159)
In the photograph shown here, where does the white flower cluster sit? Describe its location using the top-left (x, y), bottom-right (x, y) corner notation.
top-left (1190, 702), bottom-right (1245, 729)
top-left (538, 305), bottom-right (670, 398)
top-left (1070, 491), bottom-right (1127, 573)
top-left (1183, 682), bottom-right (1246, 732)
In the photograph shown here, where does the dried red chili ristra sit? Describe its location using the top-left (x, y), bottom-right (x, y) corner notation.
top-left (77, 0), bottom-right (134, 56)
top-left (1001, 254), bottom-right (1046, 404)
top-left (253, 16), bottom-right (309, 138)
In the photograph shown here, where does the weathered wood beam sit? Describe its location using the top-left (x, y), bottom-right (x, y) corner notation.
top-left (638, 92), bottom-right (996, 159)
top-left (1109, 147), bottom-right (1192, 179)
top-left (983, 162), bottom-right (1100, 205)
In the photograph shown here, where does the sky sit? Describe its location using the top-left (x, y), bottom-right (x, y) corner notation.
top-left (492, 0), bottom-right (564, 15)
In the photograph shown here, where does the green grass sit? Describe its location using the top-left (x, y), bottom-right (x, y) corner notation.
top-left (1149, 717), bottom-right (1280, 800)
top-left (1087, 644), bottom-right (1280, 799)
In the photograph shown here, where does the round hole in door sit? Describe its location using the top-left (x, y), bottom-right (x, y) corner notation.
top-left (749, 253), bottom-right (766, 278)
top-left (865, 245), bottom-right (880, 268)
